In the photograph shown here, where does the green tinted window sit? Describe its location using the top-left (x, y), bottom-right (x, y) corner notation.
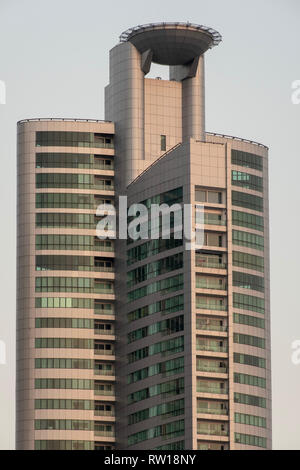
top-left (232, 191), bottom-right (263, 212)
top-left (231, 149), bottom-right (263, 171)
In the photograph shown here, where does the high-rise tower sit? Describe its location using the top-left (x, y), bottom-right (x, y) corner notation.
top-left (16, 23), bottom-right (272, 450)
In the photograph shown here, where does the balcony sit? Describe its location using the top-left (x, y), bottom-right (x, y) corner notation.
top-left (196, 258), bottom-right (227, 270)
top-left (197, 407), bottom-right (228, 416)
top-left (94, 306), bottom-right (114, 316)
top-left (197, 385), bottom-right (228, 395)
top-left (197, 427), bottom-right (229, 437)
top-left (94, 410), bottom-right (115, 417)
top-left (94, 182), bottom-right (114, 191)
top-left (94, 349), bottom-right (114, 356)
top-left (196, 344), bottom-right (228, 353)
top-left (94, 430), bottom-right (115, 437)
top-left (196, 322), bottom-right (227, 332)
top-left (196, 363), bottom-right (228, 374)
top-left (94, 389), bottom-right (114, 396)
top-left (94, 368), bottom-right (115, 376)
top-left (94, 329), bottom-right (115, 336)
top-left (196, 303), bottom-right (227, 312)
top-left (196, 280), bottom-right (227, 291)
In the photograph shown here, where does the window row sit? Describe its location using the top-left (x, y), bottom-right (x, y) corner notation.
top-left (127, 274), bottom-right (183, 302)
top-left (36, 193), bottom-right (113, 210)
top-left (127, 253), bottom-right (183, 288)
top-left (35, 337), bottom-right (95, 349)
top-left (35, 358), bottom-right (93, 369)
top-left (231, 149), bottom-right (263, 172)
top-left (233, 251), bottom-right (264, 273)
top-left (232, 191), bottom-right (263, 212)
top-left (127, 357), bottom-right (184, 385)
top-left (128, 378), bottom-right (184, 405)
top-left (233, 312), bottom-right (265, 329)
top-left (232, 171), bottom-right (263, 192)
top-left (36, 131), bottom-right (114, 149)
top-left (232, 229), bottom-right (264, 251)
top-left (35, 441), bottom-right (94, 451)
top-left (127, 336), bottom-right (184, 364)
top-left (234, 352), bottom-right (266, 369)
top-left (235, 433), bottom-right (266, 449)
top-left (128, 294), bottom-right (184, 322)
top-left (128, 315), bottom-right (184, 344)
top-left (36, 277), bottom-right (113, 294)
top-left (36, 173), bottom-right (114, 190)
top-left (234, 333), bottom-right (265, 349)
top-left (234, 393), bottom-right (266, 408)
top-left (35, 297), bottom-right (94, 309)
top-left (233, 292), bottom-right (265, 314)
top-left (35, 399), bottom-right (94, 410)
top-left (232, 210), bottom-right (264, 232)
top-left (36, 213), bottom-right (102, 229)
top-left (36, 254), bottom-right (113, 272)
top-left (36, 152), bottom-right (113, 169)
top-left (36, 234), bottom-right (113, 252)
top-left (233, 271), bottom-right (264, 292)
top-left (128, 420), bottom-right (184, 446)
top-left (127, 237), bottom-right (183, 265)
top-left (128, 399), bottom-right (184, 425)
top-left (234, 373), bottom-right (266, 389)
top-left (35, 378), bottom-right (93, 390)
top-left (35, 419), bottom-right (94, 431)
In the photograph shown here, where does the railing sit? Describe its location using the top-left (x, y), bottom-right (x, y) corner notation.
top-left (196, 344), bottom-right (228, 353)
top-left (94, 329), bottom-right (115, 336)
top-left (195, 260), bottom-right (226, 270)
top-left (196, 281), bottom-right (227, 290)
top-left (196, 303), bottom-right (227, 311)
top-left (18, 118), bottom-right (112, 124)
top-left (94, 369), bottom-right (115, 376)
top-left (93, 245), bottom-right (114, 252)
top-left (94, 309), bottom-right (114, 316)
top-left (94, 183), bottom-right (114, 190)
top-left (197, 428), bottom-right (229, 436)
top-left (94, 410), bottom-right (115, 417)
top-left (94, 389), bottom-right (115, 396)
top-left (94, 163), bottom-right (114, 170)
top-left (94, 288), bottom-right (114, 295)
top-left (94, 430), bottom-right (115, 437)
top-left (206, 131), bottom-right (268, 150)
top-left (196, 365), bottom-right (228, 374)
top-left (94, 349), bottom-right (114, 356)
top-left (92, 266), bottom-right (114, 272)
top-left (197, 407), bottom-right (228, 415)
top-left (197, 386), bottom-right (228, 395)
top-left (196, 323), bottom-right (227, 332)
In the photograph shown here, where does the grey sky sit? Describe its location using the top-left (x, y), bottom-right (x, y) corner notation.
top-left (0, 0), bottom-right (299, 450)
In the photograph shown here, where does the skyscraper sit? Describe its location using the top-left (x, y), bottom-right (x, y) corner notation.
top-left (16, 22), bottom-right (271, 450)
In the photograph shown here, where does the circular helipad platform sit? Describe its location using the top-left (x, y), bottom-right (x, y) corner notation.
top-left (119, 22), bottom-right (222, 65)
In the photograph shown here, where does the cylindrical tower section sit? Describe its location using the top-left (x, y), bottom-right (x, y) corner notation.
top-left (182, 55), bottom-right (206, 141)
top-left (105, 42), bottom-right (145, 189)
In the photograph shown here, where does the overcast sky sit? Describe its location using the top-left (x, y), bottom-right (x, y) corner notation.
top-left (0, 0), bottom-right (299, 450)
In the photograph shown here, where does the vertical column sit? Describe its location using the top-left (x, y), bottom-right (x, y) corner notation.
top-left (105, 42), bottom-right (144, 189)
top-left (182, 55), bottom-right (205, 142)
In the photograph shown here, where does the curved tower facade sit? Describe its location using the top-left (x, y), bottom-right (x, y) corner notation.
top-left (16, 22), bottom-right (271, 450)
top-left (16, 119), bottom-right (116, 450)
